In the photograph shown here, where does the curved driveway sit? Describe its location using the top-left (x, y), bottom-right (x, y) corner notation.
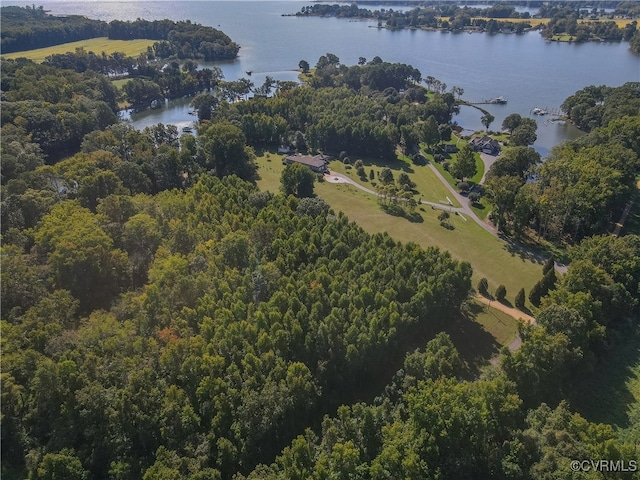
top-left (328, 167), bottom-right (497, 236)
top-left (326, 162), bottom-right (566, 276)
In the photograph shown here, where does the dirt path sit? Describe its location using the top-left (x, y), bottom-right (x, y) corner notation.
top-left (476, 295), bottom-right (534, 365)
top-left (474, 294), bottom-right (536, 325)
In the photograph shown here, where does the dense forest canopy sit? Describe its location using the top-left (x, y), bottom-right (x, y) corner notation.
top-left (0, 5), bottom-right (107, 53)
top-left (295, 1), bottom-right (639, 41)
top-left (2, 174), bottom-right (473, 478)
top-left (484, 83), bottom-right (640, 242)
top-left (1, 6), bottom-right (239, 61)
top-left (1, 29), bottom-right (639, 480)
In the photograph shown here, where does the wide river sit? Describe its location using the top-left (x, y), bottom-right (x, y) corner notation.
top-left (7, 1), bottom-right (640, 154)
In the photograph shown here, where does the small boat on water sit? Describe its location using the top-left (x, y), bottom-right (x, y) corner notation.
top-left (245, 70), bottom-right (253, 76)
top-left (489, 96), bottom-right (507, 104)
top-left (532, 107), bottom-right (548, 115)
top-left (182, 126), bottom-right (193, 133)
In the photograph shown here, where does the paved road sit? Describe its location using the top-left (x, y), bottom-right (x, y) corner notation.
top-left (326, 171), bottom-right (464, 213)
top-left (479, 152), bottom-right (499, 185)
top-left (325, 165), bottom-right (567, 275)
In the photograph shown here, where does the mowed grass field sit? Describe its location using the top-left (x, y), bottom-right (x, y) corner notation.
top-left (255, 151), bottom-right (544, 306)
top-left (2, 37), bottom-right (155, 62)
top-left (436, 17), bottom-right (636, 28)
top-left (437, 16), bottom-right (549, 27)
top-left (329, 154), bottom-right (462, 208)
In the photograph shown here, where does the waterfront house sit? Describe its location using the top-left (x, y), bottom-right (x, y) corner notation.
top-left (284, 154), bottom-right (329, 173)
top-left (469, 136), bottom-right (501, 155)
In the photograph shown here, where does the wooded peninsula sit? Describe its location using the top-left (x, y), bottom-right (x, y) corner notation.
top-left (2, 4), bottom-right (639, 480)
top-left (292, 1), bottom-right (640, 50)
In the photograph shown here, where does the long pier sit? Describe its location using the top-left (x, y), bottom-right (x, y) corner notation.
top-left (468, 98), bottom-right (508, 105)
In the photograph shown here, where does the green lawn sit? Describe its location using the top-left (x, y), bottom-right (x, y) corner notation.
top-left (471, 197), bottom-right (492, 220)
top-left (255, 149), bottom-right (543, 304)
top-left (471, 300), bottom-right (519, 347)
top-left (2, 37), bottom-right (155, 62)
top-left (426, 141), bottom-right (484, 187)
top-left (254, 150), bottom-right (285, 192)
top-left (111, 78), bottom-right (130, 90)
top-left (443, 300), bottom-right (519, 373)
top-left (330, 153), bottom-right (461, 208)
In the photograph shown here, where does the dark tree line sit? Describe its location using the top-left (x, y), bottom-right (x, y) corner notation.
top-left (1, 60), bottom-right (119, 160)
top-left (0, 6), bottom-right (107, 53)
top-left (108, 19), bottom-right (240, 61)
top-left (2, 7), bottom-right (240, 63)
top-left (561, 82), bottom-right (640, 132)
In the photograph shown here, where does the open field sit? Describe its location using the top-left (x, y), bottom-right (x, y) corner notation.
top-left (331, 153), bottom-right (462, 208)
top-left (2, 37), bottom-right (155, 62)
top-left (111, 78), bottom-right (130, 90)
top-left (255, 151), bottom-right (543, 305)
top-left (439, 299), bottom-right (520, 374)
top-left (437, 16), bottom-right (548, 27)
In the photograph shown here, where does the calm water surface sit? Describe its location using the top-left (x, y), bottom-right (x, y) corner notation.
top-left (7, 1), bottom-right (640, 153)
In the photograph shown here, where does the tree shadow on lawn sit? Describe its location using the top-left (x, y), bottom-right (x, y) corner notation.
top-left (501, 235), bottom-right (546, 265)
top-left (567, 327), bottom-right (640, 428)
top-left (498, 298), bottom-right (514, 308)
top-left (381, 204), bottom-right (423, 223)
top-left (444, 302), bottom-right (503, 377)
top-left (359, 155), bottom-right (415, 174)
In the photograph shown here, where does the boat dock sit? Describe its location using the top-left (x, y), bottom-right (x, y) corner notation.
top-left (468, 97), bottom-right (507, 105)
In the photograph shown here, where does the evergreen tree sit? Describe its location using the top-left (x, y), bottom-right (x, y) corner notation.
top-left (478, 277), bottom-right (489, 296)
top-left (515, 288), bottom-right (526, 310)
top-left (280, 163), bottom-right (316, 197)
top-left (450, 144), bottom-right (477, 181)
top-left (529, 269), bottom-right (557, 307)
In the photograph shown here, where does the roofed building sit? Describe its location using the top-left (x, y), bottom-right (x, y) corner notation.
top-left (469, 136), bottom-right (501, 155)
top-left (284, 154), bottom-right (329, 173)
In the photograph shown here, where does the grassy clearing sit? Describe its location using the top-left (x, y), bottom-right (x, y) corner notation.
top-left (442, 300), bottom-right (518, 373)
top-left (254, 150), bottom-right (285, 192)
top-left (430, 154), bottom-right (459, 189)
top-left (471, 197), bottom-right (492, 220)
top-left (255, 149), bottom-right (543, 304)
top-left (436, 16), bottom-right (549, 27)
top-left (331, 152), bottom-right (461, 207)
top-left (2, 37), bottom-right (155, 62)
top-left (111, 78), bottom-right (130, 90)
top-left (469, 300), bottom-right (519, 346)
